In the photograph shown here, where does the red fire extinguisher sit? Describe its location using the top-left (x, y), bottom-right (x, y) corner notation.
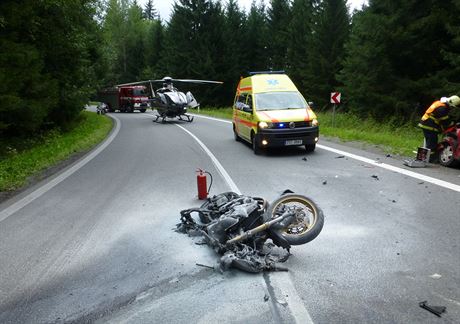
top-left (197, 169), bottom-right (213, 200)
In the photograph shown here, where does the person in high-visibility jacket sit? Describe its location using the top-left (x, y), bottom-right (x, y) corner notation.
top-left (418, 95), bottom-right (460, 161)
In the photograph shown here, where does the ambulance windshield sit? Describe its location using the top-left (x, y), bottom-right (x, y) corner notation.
top-left (255, 92), bottom-right (307, 111)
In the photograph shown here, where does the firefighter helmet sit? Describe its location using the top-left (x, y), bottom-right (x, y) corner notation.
top-left (447, 95), bottom-right (460, 108)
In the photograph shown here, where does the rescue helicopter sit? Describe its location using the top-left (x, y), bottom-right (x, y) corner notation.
top-left (116, 77), bottom-right (223, 122)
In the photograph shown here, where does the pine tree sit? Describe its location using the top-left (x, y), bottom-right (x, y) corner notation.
top-left (0, 0), bottom-right (102, 134)
top-left (338, 8), bottom-right (396, 119)
top-left (123, 1), bottom-right (147, 82)
top-left (340, 0), bottom-right (460, 121)
top-left (287, 0), bottom-right (317, 97)
top-left (103, 0), bottom-right (128, 84)
top-left (241, 2), bottom-right (270, 72)
top-left (143, 0), bottom-right (159, 20)
top-left (442, 0), bottom-right (460, 96)
top-left (142, 19), bottom-right (165, 79)
top-left (220, 0), bottom-right (247, 102)
top-left (162, 0), bottom-right (225, 105)
top-left (267, 0), bottom-right (292, 70)
top-left (305, 0), bottom-right (350, 108)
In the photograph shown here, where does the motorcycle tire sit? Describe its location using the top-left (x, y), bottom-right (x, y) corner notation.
top-left (267, 193), bottom-right (324, 245)
top-left (439, 141), bottom-right (459, 167)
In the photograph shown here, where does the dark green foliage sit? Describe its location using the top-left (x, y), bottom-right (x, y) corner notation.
top-left (340, 0), bottom-right (460, 121)
top-left (339, 9), bottom-right (396, 119)
top-left (142, 19), bottom-right (165, 79)
top-left (143, 0), bottom-right (159, 20)
top-left (220, 0), bottom-right (247, 103)
top-left (241, 2), bottom-right (270, 73)
top-left (267, 0), bottom-right (292, 69)
top-left (0, 0), bottom-right (101, 135)
top-left (162, 0), bottom-right (226, 105)
top-left (102, 0), bottom-right (148, 84)
top-left (305, 0), bottom-right (350, 108)
top-left (124, 2), bottom-right (147, 82)
top-left (287, 0), bottom-right (316, 89)
top-left (3, 0), bottom-right (460, 131)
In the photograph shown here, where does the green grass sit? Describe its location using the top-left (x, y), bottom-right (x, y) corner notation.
top-left (0, 111), bottom-right (113, 192)
top-left (193, 107), bottom-right (423, 157)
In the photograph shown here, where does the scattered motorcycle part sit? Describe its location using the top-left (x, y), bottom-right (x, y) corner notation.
top-left (419, 301), bottom-right (446, 317)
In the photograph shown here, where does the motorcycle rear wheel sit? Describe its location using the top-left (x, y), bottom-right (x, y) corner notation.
top-left (268, 193), bottom-right (324, 245)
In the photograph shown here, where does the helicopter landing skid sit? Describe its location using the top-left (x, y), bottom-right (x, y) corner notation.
top-left (178, 114), bottom-right (194, 122)
top-left (153, 115), bottom-right (167, 123)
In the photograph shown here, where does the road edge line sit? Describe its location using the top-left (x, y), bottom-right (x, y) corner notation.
top-left (0, 114), bottom-right (121, 222)
top-left (193, 114), bottom-right (460, 193)
top-left (175, 124), bottom-right (241, 194)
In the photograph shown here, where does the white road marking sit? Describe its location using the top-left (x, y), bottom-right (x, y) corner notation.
top-left (193, 114), bottom-right (460, 193)
top-left (316, 144), bottom-right (460, 193)
top-left (174, 124), bottom-right (241, 194)
top-left (0, 115), bottom-right (121, 222)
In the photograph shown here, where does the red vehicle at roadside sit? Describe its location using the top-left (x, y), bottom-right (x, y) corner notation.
top-left (438, 123), bottom-right (460, 167)
top-left (97, 86), bottom-right (150, 113)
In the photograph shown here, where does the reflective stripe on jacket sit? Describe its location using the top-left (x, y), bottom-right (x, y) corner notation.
top-left (418, 101), bottom-right (452, 133)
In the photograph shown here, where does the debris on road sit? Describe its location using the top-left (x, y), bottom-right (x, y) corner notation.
top-left (371, 175), bottom-right (380, 180)
top-left (322, 180), bottom-right (327, 185)
top-left (302, 157), bottom-right (308, 161)
top-left (264, 294), bottom-right (270, 302)
top-left (196, 263), bottom-right (215, 270)
top-left (429, 273), bottom-right (442, 279)
top-left (177, 191), bottom-right (324, 273)
top-left (335, 155), bottom-right (345, 159)
top-left (419, 301), bottom-right (446, 317)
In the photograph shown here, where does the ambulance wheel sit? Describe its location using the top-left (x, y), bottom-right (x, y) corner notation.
top-left (305, 144), bottom-right (316, 152)
top-left (233, 124), bottom-right (240, 142)
top-left (252, 133), bottom-right (261, 155)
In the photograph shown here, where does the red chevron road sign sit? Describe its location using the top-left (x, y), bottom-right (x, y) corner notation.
top-left (330, 92), bottom-right (341, 104)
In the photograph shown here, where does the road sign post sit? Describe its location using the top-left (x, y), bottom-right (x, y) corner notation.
top-left (330, 92), bottom-right (341, 128)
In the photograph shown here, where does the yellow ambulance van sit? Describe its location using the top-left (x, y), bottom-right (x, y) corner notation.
top-left (232, 72), bottom-right (319, 154)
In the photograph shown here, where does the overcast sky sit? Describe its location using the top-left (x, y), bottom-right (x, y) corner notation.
top-left (142, 0), bottom-right (368, 21)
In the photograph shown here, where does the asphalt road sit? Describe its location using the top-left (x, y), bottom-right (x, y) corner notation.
top-left (0, 109), bottom-right (459, 324)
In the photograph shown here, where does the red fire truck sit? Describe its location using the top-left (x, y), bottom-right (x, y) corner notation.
top-left (97, 86), bottom-right (150, 113)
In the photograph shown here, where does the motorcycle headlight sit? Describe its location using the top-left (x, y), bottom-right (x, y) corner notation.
top-left (259, 121), bottom-right (273, 129)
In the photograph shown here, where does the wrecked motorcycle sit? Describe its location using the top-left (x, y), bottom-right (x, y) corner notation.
top-left (178, 191), bottom-right (324, 273)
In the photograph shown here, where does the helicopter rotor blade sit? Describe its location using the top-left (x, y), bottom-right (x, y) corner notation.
top-left (116, 77), bottom-right (223, 86)
top-left (115, 80), bottom-right (153, 87)
top-left (171, 79), bottom-right (223, 84)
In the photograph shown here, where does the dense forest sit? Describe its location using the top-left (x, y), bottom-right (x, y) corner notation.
top-left (1, 0), bottom-right (459, 135)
